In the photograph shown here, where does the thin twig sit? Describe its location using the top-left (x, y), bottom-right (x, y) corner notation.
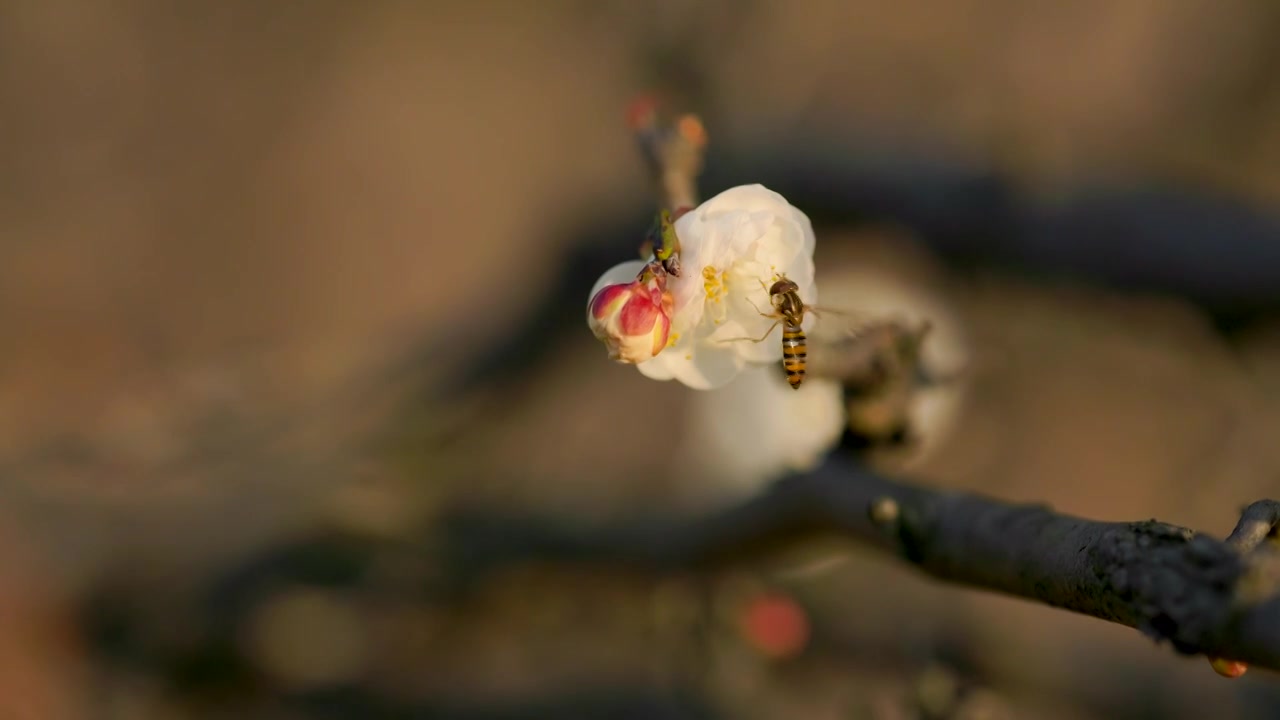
top-left (440, 456), bottom-right (1280, 672)
top-left (629, 95), bottom-right (707, 212)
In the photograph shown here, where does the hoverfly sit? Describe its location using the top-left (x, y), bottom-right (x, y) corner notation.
top-left (720, 274), bottom-right (837, 389)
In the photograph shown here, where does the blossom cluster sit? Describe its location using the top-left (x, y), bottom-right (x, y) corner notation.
top-left (587, 184), bottom-right (818, 391)
top-left (586, 184), bottom-right (842, 490)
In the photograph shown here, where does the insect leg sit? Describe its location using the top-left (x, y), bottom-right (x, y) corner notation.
top-left (716, 320), bottom-right (781, 345)
top-left (745, 295), bottom-right (773, 317)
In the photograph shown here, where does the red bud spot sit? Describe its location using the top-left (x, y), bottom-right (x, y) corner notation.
top-left (739, 591), bottom-right (809, 660)
top-left (626, 95), bottom-right (659, 130)
top-left (1209, 656), bottom-right (1248, 678)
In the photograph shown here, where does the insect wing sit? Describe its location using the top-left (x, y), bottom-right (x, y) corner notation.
top-left (803, 316), bottom-right (917, 382)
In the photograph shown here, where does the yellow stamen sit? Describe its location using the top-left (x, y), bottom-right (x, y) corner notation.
top-left (701, 265), bottom-right (731, 325)
top-left (701, 265), bottom-right (726, 303)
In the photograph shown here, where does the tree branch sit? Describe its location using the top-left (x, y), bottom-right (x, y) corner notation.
top-left (434, 98), bottom-right (1280, 675)
top-left (441, 457), bottom-right (1280, 672)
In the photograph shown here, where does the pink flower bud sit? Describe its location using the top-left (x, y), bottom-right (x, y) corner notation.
top-left (588, 275), bottom-right (673, 364)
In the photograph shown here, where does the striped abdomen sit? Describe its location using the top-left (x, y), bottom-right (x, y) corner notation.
top-left (781, 324), bottom-right (807, 388)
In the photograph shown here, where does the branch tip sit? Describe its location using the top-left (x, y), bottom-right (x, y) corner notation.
top-left (1226, 499), bottom-right (1280, 553)
top-left (629, 98), bottom-right (706, 212)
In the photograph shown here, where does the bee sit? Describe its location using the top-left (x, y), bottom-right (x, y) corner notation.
top-left (769, 278), bottom-right (811, 389)
top-left (721, 275), bottom-right (818, 389)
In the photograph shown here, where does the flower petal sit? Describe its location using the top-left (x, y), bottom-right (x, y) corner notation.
top-left (738, 332), bottom-right (787, 365)
top-left (636, 352), bottom-right (678, 381)
top-left (616, 290), bottom-right (662, 335)
top-left (641, 338), bottom-right (746, 389)
top-left (666, 270), bottom-right (706, 335)
top-left (670, 342), bottom-right (745, 390)
top-left (589, 260), bottom-right (648, 300)
top-left (707, 319), bottom-right (781, 365)
top-left (591, 184), bottom-right (819, 390)
top-left (791, 211), bottom-right (816, 257)
top-left (726, 212), bottom-right (772, 257)
top-left (696, 184), bottom-right (793, 219)
top-left (751, 225), bottom-right (806, 280)
top-left (589, 283), bottom-right (632, 322)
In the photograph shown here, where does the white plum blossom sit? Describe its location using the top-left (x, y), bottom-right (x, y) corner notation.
top-left (587, 184), bottom-right (819, 390)
top-left (586, 183), bottom-right (846, 514)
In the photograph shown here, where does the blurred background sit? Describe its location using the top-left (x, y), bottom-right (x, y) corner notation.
top-left (4, 1), bottom-right (1280, 717)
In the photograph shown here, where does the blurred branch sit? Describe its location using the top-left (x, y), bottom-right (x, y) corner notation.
top-left (441, 456), bottom-right (1280, 673)
top-left (630, 95), bottom-right (707, 211)
top-left (729, 143), bottom-right (1280, 321)
top-left (290, 685), bottom-right (715, 720)
top-left (421, 121), bottom-right (1280, 419)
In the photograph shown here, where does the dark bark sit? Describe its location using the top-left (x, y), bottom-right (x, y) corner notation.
top-left (431, 104), bottom-right (1280, 672)
top-left (441, 458), bottom-right (1280, 671)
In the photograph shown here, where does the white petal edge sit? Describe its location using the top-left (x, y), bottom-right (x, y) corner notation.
top-left (589, 260), bottom-right (648, 300)
top-left (637, 334), bottom-right (740, 387)
top-left (695, 184), bottom-right (794, 220)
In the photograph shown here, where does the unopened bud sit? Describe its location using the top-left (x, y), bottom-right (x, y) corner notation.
top-left (587, 271), bottom-right (674, 364)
